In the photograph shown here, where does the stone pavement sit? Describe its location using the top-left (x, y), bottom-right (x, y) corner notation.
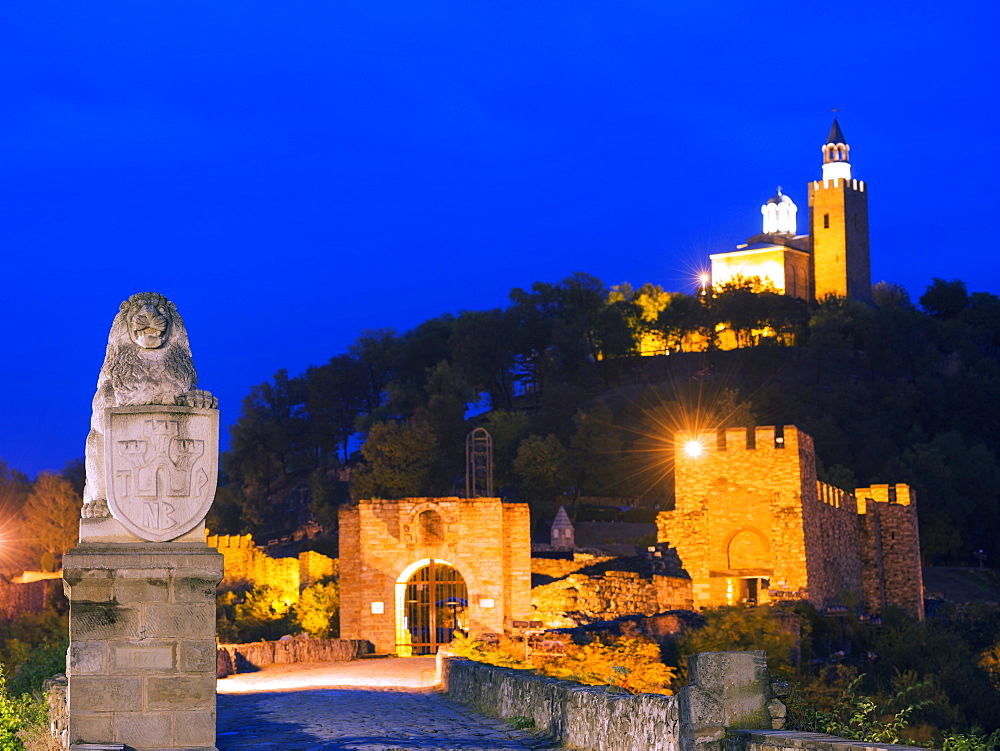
top-left (216, 656), bottom-right (555, 750)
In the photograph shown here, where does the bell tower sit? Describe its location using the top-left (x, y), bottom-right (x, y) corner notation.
top-left (808, 118), bottom-right (872, 302)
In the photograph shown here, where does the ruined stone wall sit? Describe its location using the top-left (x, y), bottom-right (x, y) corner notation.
top-left (531, 554), bottom-right (617, 580)
top-left (659, 427), bottom-right (814, 608)
top-left (857, 485), bottom-right (924, 619)
top-left (339, 497), bottom-right (532, 654)
top-left (532, 570), bottom-right (693, 628)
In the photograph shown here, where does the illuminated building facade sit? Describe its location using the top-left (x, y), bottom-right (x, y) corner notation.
top-left (339, 496), bottom-right (532, 655)
top-left (657, 425), bottom-right (924, 618)
top-left (710, 119), bottom-right (872, 303)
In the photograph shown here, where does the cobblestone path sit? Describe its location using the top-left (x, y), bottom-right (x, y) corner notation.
top-left (216, 657), bottom-right (553, 750)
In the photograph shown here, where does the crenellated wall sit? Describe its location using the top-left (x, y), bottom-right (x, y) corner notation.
top-left (206, 532), bottom-right (337, 604)
top-left (856, 485), bottom-right (924, 619)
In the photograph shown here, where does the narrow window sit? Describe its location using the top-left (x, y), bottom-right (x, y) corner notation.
top-left (823, 213), bottom-right (830, 229)
top-left (854, 212), bottom-right (860, 231)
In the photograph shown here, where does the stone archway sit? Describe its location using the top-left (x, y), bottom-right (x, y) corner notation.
top-left (394, 558), bottom-right (468, 656)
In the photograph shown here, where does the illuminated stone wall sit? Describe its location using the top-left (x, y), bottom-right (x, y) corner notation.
top-left (339, 497), bottom-right (532, 654)
top-left (659, 425), bottom-right (922, 617)
top-left (206, 533), bottom-right (336, 604)
top-left (532, 570), bottom-right (693, 628)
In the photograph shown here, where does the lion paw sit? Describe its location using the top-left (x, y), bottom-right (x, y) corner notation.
top-left (82, 498), bottom-right (111, 519)
top-left (177, 389), bottom-right (218, 409)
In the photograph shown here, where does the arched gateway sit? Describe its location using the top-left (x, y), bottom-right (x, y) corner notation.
top-left (396, 558), bottom-right (468, 655)
top-left (339, 497), bottom-right (531, 655)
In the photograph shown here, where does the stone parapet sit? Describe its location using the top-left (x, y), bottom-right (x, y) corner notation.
top-left (63, 543), bottom-right (223, 751)
top-left (439, 653), bottom-right (680, 751)
top-left (725, 729), bottom-right (925, 751)
top-left (215, 636), bottom-right (373, 677)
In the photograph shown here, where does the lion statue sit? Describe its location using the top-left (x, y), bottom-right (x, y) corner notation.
top-left (82, 292), bottom-right (217, 519)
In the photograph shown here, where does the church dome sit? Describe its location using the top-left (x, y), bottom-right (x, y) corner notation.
top-left (761, 188), bottom-right (797, 234)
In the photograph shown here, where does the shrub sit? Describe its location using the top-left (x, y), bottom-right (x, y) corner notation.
top-left (0, 666), bottom-right (48, 751)
top-left (449, 632), bottom-right (675, 695)
top-left (294, 578), bottom-right (340, 638)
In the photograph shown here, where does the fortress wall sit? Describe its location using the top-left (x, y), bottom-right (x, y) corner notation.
top-left (857, 485), bottom-right (924, 619)
top-left (207, 532), bottom-right (337, 604)
top-left (805, 482), bottom-right (863, 607)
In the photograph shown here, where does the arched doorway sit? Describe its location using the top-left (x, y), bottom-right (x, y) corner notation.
top-left (396, 559), bottom-right (468, 655)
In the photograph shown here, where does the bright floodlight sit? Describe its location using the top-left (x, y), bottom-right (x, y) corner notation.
top-left (684, 440), bottom-right (704, 458)
top-left (699, 273), bottom-right (709, 285)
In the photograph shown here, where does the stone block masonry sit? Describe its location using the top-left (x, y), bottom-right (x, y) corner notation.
top-left (659, 425), bottom-right (923, 617)
top-left (340, 497), bottom-right (532, 655)
top-left (439, 650), bottom-right (782, 751)
top-left (63, 543), bottom-right (223, 751)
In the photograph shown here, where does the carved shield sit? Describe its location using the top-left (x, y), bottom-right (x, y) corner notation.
top-left (105, 405), bottom-right (219, 542)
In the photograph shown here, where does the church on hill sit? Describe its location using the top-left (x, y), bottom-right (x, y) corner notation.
top-left (709, 119), bottom-right (873, 304)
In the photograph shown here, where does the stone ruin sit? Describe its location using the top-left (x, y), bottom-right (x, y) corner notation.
top-left (63, 292), bottom-right (223, 751)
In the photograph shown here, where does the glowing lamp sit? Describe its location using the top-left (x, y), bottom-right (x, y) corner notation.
top-left (683, 440), bottom-right (704, 458)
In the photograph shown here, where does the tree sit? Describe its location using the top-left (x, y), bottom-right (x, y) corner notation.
top-left (568, 404), bottom-right (624, 501)
top-left (349, 329), bottom-right (399, 414)
top-left (351, 420), bottom-right (439, 499)
top-left (451, 309), bottom-right (517, 410)
top-left (228, 369), bottom-right (309, 491)
top-left (305, 354), bottom-right (367, 465)
top-left (920, 278), bottom-right (969, 320)
top-left (20, 473), bottom-right (80, 565)
top-left (513, 434), bottom-right (571, 504)
top-left (481, 410), bottom-right (530, 490)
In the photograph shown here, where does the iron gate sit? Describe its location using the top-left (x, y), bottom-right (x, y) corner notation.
top-left (401, 560), bottom-right (468, 655)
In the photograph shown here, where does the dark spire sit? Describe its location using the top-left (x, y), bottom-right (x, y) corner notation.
top-left (827, 117), bottom-right (846, 145)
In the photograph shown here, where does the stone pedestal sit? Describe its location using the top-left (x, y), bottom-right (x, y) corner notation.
top-left (63, 543), bottom-right (223, 751)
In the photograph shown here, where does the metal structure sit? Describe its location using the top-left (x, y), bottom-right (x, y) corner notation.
top-left (401, 559), bottom-right (468, 655)
top-left (465, 427), bottom-right (494, 498)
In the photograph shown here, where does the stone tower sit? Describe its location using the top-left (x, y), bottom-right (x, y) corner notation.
top-left (808, 118), bottom-right (872, 303)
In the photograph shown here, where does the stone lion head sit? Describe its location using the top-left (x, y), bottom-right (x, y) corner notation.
top-left (99, 292), bottom-right (198, 407)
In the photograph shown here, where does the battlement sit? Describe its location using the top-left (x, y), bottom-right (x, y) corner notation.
top-left (817, 481), bottom-right (854, 509)
top-left (205, 532), bottom-right (257, 549)
top-left (676, 425), bottom-right (806, 454)
top-left (811, 178), bottom-right (866, 192)
top-left (855, 484), bottom-right (912, 513)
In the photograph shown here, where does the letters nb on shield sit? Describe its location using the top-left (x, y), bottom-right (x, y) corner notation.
top-left (105, 405), bottom-right (219, 542)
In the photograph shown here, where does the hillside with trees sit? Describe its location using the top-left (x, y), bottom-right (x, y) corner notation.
top-left (212, 274), bottom-right (1000, 568)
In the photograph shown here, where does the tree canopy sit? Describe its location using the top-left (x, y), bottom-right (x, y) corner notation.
top-left (211, 273), bottom-right (1000, 568)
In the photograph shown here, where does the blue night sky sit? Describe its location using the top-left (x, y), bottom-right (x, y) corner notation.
top-left (1, 2), bottom-right (998, 477)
